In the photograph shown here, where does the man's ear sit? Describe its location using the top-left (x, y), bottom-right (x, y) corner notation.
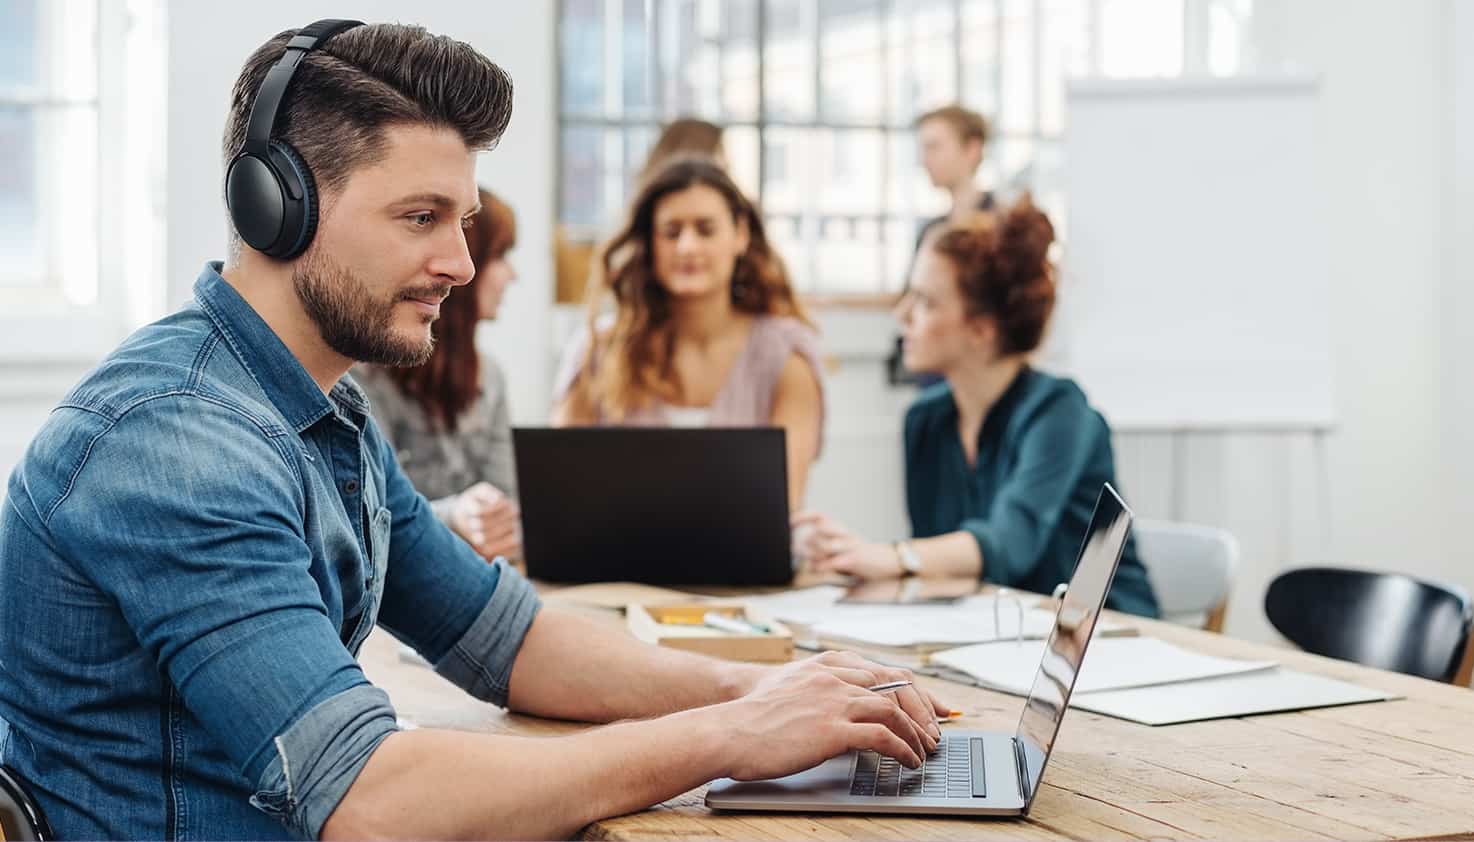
top-left (965, 138), bottom-right (985, 173)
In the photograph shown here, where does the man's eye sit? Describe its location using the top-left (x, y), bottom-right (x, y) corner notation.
top-left (409, 212), bottom-right (434, 227)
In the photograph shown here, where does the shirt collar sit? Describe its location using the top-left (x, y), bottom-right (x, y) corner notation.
top-left (192, 262), bottom-right (349, 433)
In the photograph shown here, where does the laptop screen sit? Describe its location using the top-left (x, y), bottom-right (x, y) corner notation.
top-left (1012, 484), bottom-right (1134, 804)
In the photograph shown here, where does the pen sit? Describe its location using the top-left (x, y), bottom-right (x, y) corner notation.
top-left (865, 680), bottom-right (913, 693)
top-left (702, 611), bottom-right (769, 635)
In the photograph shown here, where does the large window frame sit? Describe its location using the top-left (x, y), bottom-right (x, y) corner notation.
top-left (0, 0), bottom-right (166, 365)
top-left (555, 0), bottom-right (1254, 306)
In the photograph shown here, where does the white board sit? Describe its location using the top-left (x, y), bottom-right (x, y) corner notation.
top-left (1058, 76), bottom-right (1334, 432)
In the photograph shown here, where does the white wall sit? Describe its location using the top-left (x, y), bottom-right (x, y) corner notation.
top-left (1442, 0), bottom-right (1474, 586)
top-left (165, 2), bottom-right (556, 421)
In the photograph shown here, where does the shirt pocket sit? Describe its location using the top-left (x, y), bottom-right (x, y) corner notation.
top-left (345, 505), bottom-right (392, 655)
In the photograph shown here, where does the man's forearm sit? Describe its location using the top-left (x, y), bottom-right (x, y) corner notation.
top-left (505, 606), bottom-right (763, 722)
top-left (322, 705), bottom-right (732, 840)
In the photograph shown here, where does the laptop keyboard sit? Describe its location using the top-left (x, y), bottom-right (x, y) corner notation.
top-left (849, 736), bottom-right (984, 798)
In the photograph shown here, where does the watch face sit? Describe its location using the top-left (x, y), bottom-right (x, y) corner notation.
top-left (898, 543), bottom-right (922, 574)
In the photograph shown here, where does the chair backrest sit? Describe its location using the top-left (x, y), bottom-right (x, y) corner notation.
top-left (1265, 566), bottom-right (1474, 683)
top-left (1134, 519), bottom-right (1239, 630)
top-left (0, 764), bottom-right (52, 841)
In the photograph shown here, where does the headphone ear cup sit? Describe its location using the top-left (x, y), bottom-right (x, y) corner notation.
top-left (267, 141), bottom-right (320, 259)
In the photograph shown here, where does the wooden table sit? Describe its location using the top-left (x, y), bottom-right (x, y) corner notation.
top-left (360, 593), bottom-right (1474, 841)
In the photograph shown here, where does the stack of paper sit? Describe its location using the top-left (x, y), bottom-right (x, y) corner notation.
top-left (930, 636), bottom-right (1277, 695)
top-left (929, 636), bottom-right (1397, 725)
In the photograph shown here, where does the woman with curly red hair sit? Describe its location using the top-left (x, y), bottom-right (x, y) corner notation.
top-left (796, 197), bottom-right (1158, 617)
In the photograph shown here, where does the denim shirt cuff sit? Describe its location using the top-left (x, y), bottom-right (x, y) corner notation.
top-left (249, 684), bottom-right (399, 840)
top-left (429, 493), bottom-right (457, 527)
top-left (433, 558), bottom-right (542, 707)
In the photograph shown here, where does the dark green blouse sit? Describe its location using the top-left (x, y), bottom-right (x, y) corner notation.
top-left (903, 368), bottom-right (1160, 618)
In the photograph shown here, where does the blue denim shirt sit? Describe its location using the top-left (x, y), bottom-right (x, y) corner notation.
top-left (0, 264), bottom-right (542, 840)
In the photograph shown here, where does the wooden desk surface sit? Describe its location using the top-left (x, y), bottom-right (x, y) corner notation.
top-left (360, 592), bottom-right (1474, 841)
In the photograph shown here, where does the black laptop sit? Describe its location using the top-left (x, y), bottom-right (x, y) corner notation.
top-left (512, 427), bottom-right (795, 586)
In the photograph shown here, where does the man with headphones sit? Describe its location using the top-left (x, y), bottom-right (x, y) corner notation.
top-left (0, 20), bottom-right (947, 840)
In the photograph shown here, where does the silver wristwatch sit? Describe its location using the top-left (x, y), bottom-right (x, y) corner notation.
top-left (893, 540), bottom-right (922, 577)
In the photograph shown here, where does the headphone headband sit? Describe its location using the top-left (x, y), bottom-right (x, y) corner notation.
top-left (240, 18), bottom-right (364, 157)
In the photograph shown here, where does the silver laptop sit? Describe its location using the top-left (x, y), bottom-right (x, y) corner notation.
top-left (706, 483), bottom-right (1133, 817)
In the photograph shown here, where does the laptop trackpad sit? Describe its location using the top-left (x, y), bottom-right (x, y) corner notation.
top-left (709, 753), bottom-right (852, 799)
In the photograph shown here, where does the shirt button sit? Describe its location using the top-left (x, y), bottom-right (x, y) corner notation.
top-left (344, 479), bottom-right (360, 494)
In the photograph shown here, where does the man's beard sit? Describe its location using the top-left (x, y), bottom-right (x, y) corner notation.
top-left (292, 250), bottom-right (445, 367)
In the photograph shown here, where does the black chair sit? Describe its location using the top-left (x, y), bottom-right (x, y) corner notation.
top-left (0, 764), bottom-right (53, 841)
top-left (1265, 566), bottom-right (1474, 683)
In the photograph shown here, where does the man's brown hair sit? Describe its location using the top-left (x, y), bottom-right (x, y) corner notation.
top-left (914, 104), bottom-right (990, 148)
top-left (221, 23), bottom-right (513, 256)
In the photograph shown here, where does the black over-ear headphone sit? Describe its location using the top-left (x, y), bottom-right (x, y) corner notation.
top-left (225, 19), bottom-right (364, 260)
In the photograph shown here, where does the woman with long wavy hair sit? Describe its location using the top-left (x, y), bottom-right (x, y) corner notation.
top-left (356, 187), bottom-right (522, 562)
top-left (552, 158), bottom-right (825, 508)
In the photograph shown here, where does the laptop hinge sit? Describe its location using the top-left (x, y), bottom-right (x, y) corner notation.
top-left (1012, 737), bottom-right (1032, 804)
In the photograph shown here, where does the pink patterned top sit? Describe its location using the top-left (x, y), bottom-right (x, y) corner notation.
top-left (552, 315), bottom-right (827, 454)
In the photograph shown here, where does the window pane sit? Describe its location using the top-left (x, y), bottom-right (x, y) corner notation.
top-left (814, 214), bottom-right (883, 294)
top-left (0, 107), bottom-right (41, 286)
top-left (1039, 0), bottom-right (1090, 135)
top-left (892, 0), bottom-right (957, 123)
top-left (15, 0), bottom-right (99, 101)
top-left (818, 0), bottom-right (884, 123)
top-left (622, 0), bottom-right (656, 118)
top-left (1207, 0), bottom-right (1254, 76)
top-left (887, 129), bottom-right (947, 221)
top-left (817, 128), bottom-right (883, 215)
top-left (724, 123), bottom-right (761, 197)
top-left (998, 0), bottom-right (1036, 134)
top-left (763, 0), bottom-right (815, 121)
top-left (559, 0), bottom-right (604, 116)
top-left (760, 126), bottom-right (808, 213)
top-left (560, 125), bottom-right (605, 229)
top-left (885, 217), bottom-right (915, 290)
top-left (765, 210), bottom-right (807, 286)
top-left (663, 0), bottom-right (722, 120)
top-left (992, 135), bottom-right (1035, 195)
top-left (959, 0), bottom-right (999, 116)
top-left (1100, 0), bottom-right (1184, 78)
top-left (48, 104), bottom-right (97, 304)
top-left (722, 0), bottom-right (761, 121)
top-left (621, 124), bottom-right (658, 187)
top-left (0, 0), bottom-right (39, 90)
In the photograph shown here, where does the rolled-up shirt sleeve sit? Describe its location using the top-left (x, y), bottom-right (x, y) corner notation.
top-left (43, 397), bottom-right (399, 839)
top-left (371, 422), bottom-right (542, 707)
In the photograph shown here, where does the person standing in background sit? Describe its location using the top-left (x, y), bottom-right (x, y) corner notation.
top-left (892, 105), bottom-right (997, 385)
top-left (356, 187), bottom-right (521, 562)
top-left (639, 117), bottom-right (727, 183)
top-left (912, 105), bottom-right (996, 257)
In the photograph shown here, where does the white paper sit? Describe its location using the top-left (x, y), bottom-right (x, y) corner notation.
top-left (931, 636), bottom-right (1277, 695)
top-left (743, 588), bottom-right (1127, 648)
top-left (1072, 667), bottom-right (1395, 725)
top-left (742, 586), bottom-right (849, 624)
top-left (811, 604), bottom-right (1061, 647)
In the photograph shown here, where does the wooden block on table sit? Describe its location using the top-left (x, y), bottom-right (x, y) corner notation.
top-left (627, 602), bottom-right (793, 662)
